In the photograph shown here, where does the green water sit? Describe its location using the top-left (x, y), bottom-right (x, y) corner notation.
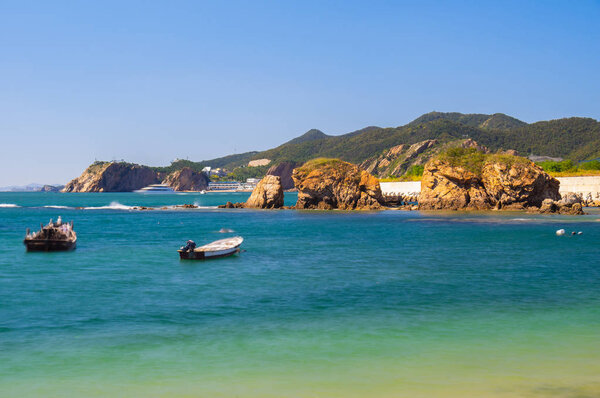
top-left (1, 192), bottom-right (599, 397)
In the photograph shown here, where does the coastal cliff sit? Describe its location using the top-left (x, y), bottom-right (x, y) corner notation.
top-left (360, 138), bottom-right (489, 179)
top-left (266, 161), bottom-right (298, 190)
top-left (360, 139), bottom-right (438, 178)
top-left (245, 175), bottom-right (284, 208)
top-left (417, 147), bottom-right (575, 212)
top-left (292, 158), bottom-right (384, 210)
top-left (62, 162), bottom-right (159, 192)
top-left (163, 167), bottom-right (209, 191)
top-left (63, 162), bottom-right (213, 192)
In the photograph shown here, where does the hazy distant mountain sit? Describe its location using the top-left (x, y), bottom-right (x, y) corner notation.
top-left (0, 183), bottom-right (62, 192)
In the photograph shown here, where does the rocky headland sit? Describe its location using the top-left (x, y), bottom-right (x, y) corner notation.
top-left (62, 162), bottom-right (160, 192)
top-left (418, 147), bottom-right (583, 214)
top-left (62, 162), bottom-right (209, 192)
top-left (162, 167), bottom-right (209, 191)
top-left (40, 184), bottom-right (65, 192)
top-left (292, 158), bottom-right (384, 210)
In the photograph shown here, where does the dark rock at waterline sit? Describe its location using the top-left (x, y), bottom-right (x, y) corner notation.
top-left (537, 199), bottom-right (584, 215)
top-left (218, 201), bottom-right (246, 209)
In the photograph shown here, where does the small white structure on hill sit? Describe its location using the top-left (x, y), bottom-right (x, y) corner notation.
top-left (248, 159), bottom-right (271, 167)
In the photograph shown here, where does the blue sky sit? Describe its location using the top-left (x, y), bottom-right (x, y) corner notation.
top-left (0, 0), bottom-right (599, 185)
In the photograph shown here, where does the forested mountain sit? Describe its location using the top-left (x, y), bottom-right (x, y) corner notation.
top-left (408, 112), bottom-right (526, 130)
top-left (486, 117), bottom-right (600, 159)
top-left (152, 151), bottom-right (259, 173)
top-left (86, 112), bottom-right (600, 178)
top-left (245, 113), bottom-right (599, 167)
top-left (283, 129), bottom-right (330, 145)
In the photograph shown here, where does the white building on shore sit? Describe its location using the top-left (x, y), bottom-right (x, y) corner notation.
top-left (208, 181), bottom-right (242, 191)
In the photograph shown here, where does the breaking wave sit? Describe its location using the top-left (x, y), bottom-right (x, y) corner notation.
top-left (43, 205), bottom-right (71, 209)
top-left (0, 203), bottom-right (20, 208)
top-left (84, 201), bottom-right (135, 210)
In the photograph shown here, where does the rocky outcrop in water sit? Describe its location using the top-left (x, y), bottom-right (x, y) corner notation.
top-left (245, 175), bottom-right (284, 208)
top-left (537, 198), bottom-right (584, 215)
top-left (418, 148), bottom-right (562, 211)
top-left (62, 162), bottom-right (159, 192)
top-left (292, 159), bottom-right (384, 210)
top-left (162, 167), bottom-right (209, 191)
top-left (218, 201), bottom-right (246, 209)
top-left (266, 161), bottom-right (298, 190)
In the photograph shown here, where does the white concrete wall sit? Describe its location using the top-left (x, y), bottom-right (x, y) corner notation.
top-left (557, 176), bottom-right (600, 200)
top-left (381, 177), bottom-right (600, 199)
top-left (380, 181), bottom-right (421, 195)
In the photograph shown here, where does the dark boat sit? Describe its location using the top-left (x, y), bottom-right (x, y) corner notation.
top-left (178, 236), bottom-right (243, 260)
top-left (24, 217), bottom-right (77, 252)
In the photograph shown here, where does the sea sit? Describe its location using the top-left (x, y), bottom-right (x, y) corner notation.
top-left (1, 192), bottom-right (599, 398)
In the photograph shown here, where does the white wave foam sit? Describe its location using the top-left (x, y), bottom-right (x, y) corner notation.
top-left (165, 204), bottom-right (218, 210)
top-left (43, 205), bottom-right (71, 209)
top-left (0, 203), bottom-right (19, 208)
top-left (84, 201), bottom-right (135, 210)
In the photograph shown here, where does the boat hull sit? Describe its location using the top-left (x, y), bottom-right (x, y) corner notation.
top-left (24, 239), bottom-right (76, 252)
top-left (133, 190), bottom-right (175, 193)
top-left (178, 247), bottom-right (240, 260)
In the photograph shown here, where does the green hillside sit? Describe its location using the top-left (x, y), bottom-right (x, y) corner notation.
top-left (284, 129), bottom-right (330, 145)
top-left (408, 111), bottom-right (526, 130)
top-left (152, 151), bottom-right (258, 174)
top-left (91, 112), bottom-right (600, 181)
top-left (484, 117), bottom-right (600, 159)
top-left (247, 113), bottom-right (599, 167)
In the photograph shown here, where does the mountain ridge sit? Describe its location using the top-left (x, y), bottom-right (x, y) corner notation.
top-left (66, 112), bottom-right (600, 185)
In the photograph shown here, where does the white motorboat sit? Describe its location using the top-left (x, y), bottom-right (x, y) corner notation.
top-left (134, 184), bottom-right (175, 193)
top-left (178, 236), bottom-right (243, 260)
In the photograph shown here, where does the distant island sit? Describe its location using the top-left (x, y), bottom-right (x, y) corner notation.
top-left (61, 111), bottom-right (600, 192)
top-left (0, 183), bottom-right (64, 192)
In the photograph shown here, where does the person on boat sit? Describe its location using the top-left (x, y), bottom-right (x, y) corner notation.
top-left (182, 240), bottom-right (196, 252)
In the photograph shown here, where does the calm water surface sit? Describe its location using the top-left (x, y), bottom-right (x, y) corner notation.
top-left (1, 192), bottom-right (599, 397)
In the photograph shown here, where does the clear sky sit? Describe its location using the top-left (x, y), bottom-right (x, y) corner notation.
top-left (0, 0), bottom-right (599, 186)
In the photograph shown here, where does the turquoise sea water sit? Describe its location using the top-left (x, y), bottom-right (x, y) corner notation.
top-left (1, 192), bottom-right (599, 398)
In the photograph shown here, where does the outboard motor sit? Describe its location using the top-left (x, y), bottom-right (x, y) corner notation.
top-left (181, 240), bottom-right (196, 252)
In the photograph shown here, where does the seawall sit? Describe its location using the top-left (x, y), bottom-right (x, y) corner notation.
top-left (380, 181), bottom-right (421, 196)
top-left (381, 177), bottom-right (600, 200)
top-left (556, 176), bottom-right (600, 200)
